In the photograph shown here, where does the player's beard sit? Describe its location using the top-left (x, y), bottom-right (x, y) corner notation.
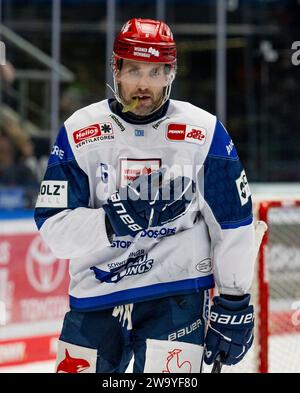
top-left (119, 87), bottom-right (164, 116)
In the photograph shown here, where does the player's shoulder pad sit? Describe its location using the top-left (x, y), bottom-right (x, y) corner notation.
top-left (208, 119), bottom-right (239, 161)
top-left (64, 99), bottom-right (109, 134)
top-left (168, 100), bottom-right (217, 150)
top-left (48, 125), bottom-right (75, 166)
top-left (49, 100), bottom-right (109, 166)
top-left (169, 99), bottom-right (216, 130)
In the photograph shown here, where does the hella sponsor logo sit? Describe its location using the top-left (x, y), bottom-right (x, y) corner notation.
top-left (73, 123), bottom-right (114, 148)
top-left (73, 124), bottom-right (101, 143)
top-left (167, 124), bottom-right (206, 145)
top-left (91, 251), bottom-right (153, 283)
top-left (168, 319), bottom-right (202, 341)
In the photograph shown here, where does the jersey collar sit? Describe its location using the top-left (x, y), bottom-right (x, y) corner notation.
top-left (108, 98), bottom-right (170, 125)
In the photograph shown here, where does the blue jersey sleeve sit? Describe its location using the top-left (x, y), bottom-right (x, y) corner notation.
top-left (34, 126), bottom-right (90, 229)
top-left (204, 120), bottom-right (253, 229)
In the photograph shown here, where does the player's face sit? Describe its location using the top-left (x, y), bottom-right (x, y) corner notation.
top-left (116, 60), bottom-right (170, 116)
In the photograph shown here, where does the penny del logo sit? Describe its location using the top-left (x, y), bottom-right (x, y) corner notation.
top-left (167, 123), bottom-right (206, 145)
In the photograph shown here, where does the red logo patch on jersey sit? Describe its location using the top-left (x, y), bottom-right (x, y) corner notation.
top-left (56, 349), bottom-right (90, 373)
top-left (186, 128), bottom-right (206, 142)
top-left (73, 123), bottom-right (114, 148)
top-left (167, 124), bottom-right (186, 140)
top-left (73, 124), bottom-right (101, 144)
top-left (119, 158), bottom-right (161, 187)
top-left (166, 123), bottom-right (206, 145)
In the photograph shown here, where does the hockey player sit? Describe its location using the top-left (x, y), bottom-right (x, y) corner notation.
top-left (34, 18), bottom-right (255, 373)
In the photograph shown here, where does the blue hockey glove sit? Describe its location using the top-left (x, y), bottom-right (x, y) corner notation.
top-left (204, 294), bottom-right (254, 366)
top-left (103, 169), bottom-right (195, 237)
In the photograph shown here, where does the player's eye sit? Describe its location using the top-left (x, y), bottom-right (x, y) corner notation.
top-left (150, 68), bottom-right (160, 77)
top-left (128, 68), bottom-right (140, 76)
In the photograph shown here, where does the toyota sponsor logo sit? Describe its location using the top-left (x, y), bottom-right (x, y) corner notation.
top-left (25, 236), bottom-right (67, 293)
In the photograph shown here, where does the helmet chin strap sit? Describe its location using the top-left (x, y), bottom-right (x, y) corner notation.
top-left (106, 72), bottom-right (175, 116)
top-left (106, 82), bottom-right (139, 112)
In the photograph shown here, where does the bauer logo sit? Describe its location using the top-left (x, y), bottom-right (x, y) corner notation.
top-left (0, 41), bottom-right (6, 65)
top-left (35, 180), bottom-right (68, 208)
top-left (167, 124), bottom-right (206, 145)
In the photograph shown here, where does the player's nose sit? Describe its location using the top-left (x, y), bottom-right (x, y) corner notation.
top-left (136, 74), bottom-right (150, 90)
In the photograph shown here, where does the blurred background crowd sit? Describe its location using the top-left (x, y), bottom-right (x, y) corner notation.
top-left (0, 0), bottom-right (300, 209)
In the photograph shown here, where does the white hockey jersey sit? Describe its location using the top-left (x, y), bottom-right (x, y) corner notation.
top-left (34, 99), bottom-right (255, 311)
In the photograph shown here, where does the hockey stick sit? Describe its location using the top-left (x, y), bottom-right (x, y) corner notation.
top-left (211, 354), bottom-right (224, 373)
top-left (209, 220), bottom-right (268, 373)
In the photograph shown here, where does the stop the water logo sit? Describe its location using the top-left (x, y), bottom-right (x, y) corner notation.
top-left (25, 235), bottom-right (67, 293)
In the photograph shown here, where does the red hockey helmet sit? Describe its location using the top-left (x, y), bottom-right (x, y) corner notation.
top-left (109, 18), bottom-right (177, 114)
top-left (113, 18), bottom-right (177, 65)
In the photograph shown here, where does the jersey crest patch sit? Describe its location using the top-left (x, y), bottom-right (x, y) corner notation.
top-left (119, 158), bottom-right (161, 187)
top-left (166, 123), bottom-right (206, 145)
